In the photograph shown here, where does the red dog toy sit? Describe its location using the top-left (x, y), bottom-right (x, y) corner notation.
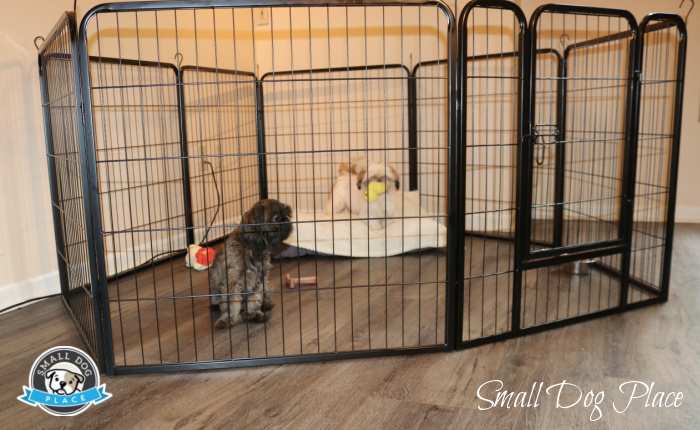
top-left (185, 244), bottom-right (217, 271)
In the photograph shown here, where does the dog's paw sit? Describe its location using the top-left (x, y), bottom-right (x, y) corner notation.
top-left (214, 318), bottom-right (228, 329)
top-left (242, 310), bottom-right (269, 323)
top-left (214, 313), bottom-right (240, 329)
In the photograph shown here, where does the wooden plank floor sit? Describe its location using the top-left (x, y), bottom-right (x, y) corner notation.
top-left (1, 225), bottom-right (698, 429)
top-left (104, 233), bottom-right (633, 368)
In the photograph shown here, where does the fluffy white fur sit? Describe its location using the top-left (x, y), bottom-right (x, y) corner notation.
top-left (325, 159), bottom-right (401, 230)
top-left (325, 161), bottom-right (365, 216)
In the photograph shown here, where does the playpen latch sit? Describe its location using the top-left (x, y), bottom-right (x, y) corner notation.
top-left (531, 127), bottom-right (546, 166)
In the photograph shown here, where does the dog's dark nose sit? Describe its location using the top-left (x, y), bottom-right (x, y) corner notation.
top-left (60, 381), bottom-right (66, 387)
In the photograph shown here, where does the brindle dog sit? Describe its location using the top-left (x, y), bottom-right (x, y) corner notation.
top-left (208, 199), bottom-right (293, 328)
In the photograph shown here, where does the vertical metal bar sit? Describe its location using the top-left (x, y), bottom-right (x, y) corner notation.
top-left (75, 12), bottom-right (115, 374)
top-left (659, 23), bottom-right (686, 302)
top-left (445, 2), bottom-right (462, 350)
top-left (618, 24), bottom-right (642, 309)
top-left (255, 80), bottom-right (269, 199)
top-left (407, 71), bottom-right (418, 191)
top-left (512, 6), bottom-right (531, 334)
top-left (176, 67), bottom-right (195, 246)
top-left (553, 54), bottom-right (566, 247)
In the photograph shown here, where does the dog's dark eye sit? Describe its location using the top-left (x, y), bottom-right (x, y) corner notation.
top-left (272, 214), bottom-right (289, 223)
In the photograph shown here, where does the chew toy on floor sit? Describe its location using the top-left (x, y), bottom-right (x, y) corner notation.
top-left (363, 181), bottom-right (386, 203)
top-left (185, 244), bottom-right (217, 271)
top-left (284, 273), bottom-right (318, 289)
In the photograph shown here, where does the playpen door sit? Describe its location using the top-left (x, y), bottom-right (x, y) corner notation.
top-left (521, 5), bottom-right (639, 265)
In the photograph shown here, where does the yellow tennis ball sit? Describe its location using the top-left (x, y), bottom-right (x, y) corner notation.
top-left (364, 181), bottom-right (386, 203)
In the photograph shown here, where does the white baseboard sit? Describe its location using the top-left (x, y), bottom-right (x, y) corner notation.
top-left (0, 271), bottom-right (60, 313)
top-left (675, 206), bottom-right (700, 224)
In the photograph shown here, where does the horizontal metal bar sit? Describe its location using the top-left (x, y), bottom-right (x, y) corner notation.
top-left (460, 296), bottom-right (664, 348)
top-left (261, 63), bottom-right (410, 81)
top-left (181, 65), bottom-right (256, 78)
top-left (523, 242), bottom-right (626, 269)
top-left (47, 51), bottom-right (179, 73)
top-left (113, 344), bottom-right (447, 375)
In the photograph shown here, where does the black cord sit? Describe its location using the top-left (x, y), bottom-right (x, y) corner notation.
top-left (4, 165), bottom-right (222, 314)
top-left (199, 160), bottom-right (222, 245)
top-left (0, 293), bottom-right (62, 315)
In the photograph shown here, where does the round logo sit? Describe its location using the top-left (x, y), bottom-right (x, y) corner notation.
top-left (17, 346), bottom-right (111, 416)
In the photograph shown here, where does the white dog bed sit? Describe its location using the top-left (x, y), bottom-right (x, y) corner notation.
top-left (283, 191), bottom-right (447, 258)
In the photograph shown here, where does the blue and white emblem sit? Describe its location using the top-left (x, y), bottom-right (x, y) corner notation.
top-left (18, 346), bottom-right (111, 416)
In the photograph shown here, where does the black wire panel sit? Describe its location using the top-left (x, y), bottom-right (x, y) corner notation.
top-left (520, 6), bottom-right (638, 329)
top-left (262, 66), bottom-right (412, 214)
top-left (89, 59), bottom-right (187, 277)
top-left (459, 2), bottom-right (524, 342)
top-left (182, 66), bottom-right (259, 244)
top-left (39, 14), bottom-right (101, 362)
top-left (531, 9), bottom-right (635, 253)
top-left (77, 2), bottom-right (453, 371)
top-left (628, 17), bottom-right (686, 304)
top-left (417, 49), bottom-right (561, 243)
top-left (520, 255), bottom-right (623, 329)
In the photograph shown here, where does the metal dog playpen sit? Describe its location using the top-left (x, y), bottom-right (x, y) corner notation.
top-left (37, 0), bottom-right (687, 374)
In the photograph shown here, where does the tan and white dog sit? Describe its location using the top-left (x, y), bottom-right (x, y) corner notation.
top-left (325, 160), bottom-right (364, 216)
top-left (325, 158), bottom-right (401, 230)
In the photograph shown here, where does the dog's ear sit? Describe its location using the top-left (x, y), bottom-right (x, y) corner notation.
top-left (389, 166), bottom-right (400, 190)
top-left (338, 162), bottom-right (351, 175)
top-left (279, 202), bottom-right (292, 220)
top-left (46, 371), bottom-right (55, 380)
top-left (74, 373), bottom-right (85, 384)
top-left (355, 167), bottom-right (366, 190)
top-left (238, 206), bottom-right (267, 253)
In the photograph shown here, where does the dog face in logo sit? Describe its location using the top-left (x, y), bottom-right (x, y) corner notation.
top-left (45, 363), bottom-right (85, 395)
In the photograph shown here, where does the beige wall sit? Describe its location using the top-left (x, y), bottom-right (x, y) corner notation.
top-left (1, 0), bottom-right (80, 309)
top-left (1, 0), bottom-right (697, 309)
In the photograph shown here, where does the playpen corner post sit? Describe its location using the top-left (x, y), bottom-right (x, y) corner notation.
top-left (553, 52), bottom-right (567, 248)
top-left (74, 11), bottom-right (115, 375)
top-left (407, 70), bottom-right (419, 191)
top-left (618, 22), bottom-right (643, 309)
top-left (512, 8), bottom-right (535, 334)
top-left (255, 78), bottom-right (269, 200)
top-left (175, 67), bottom-right (196, 246)
top-left (445, 7), bottom-right (463, 350)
